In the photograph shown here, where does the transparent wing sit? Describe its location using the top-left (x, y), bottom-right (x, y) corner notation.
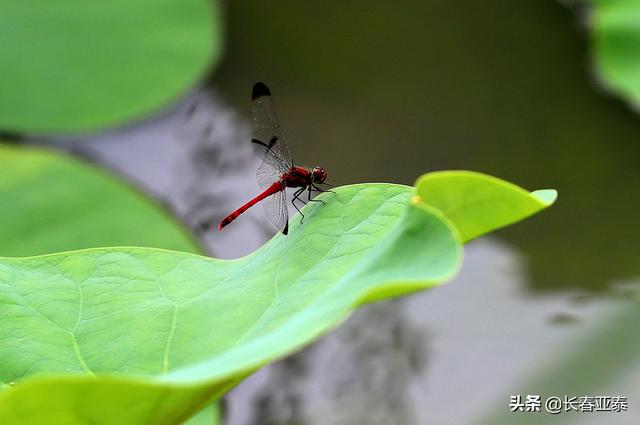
top-left (256, 159), bottom-right (281, 191)
top-left (250, 82), bottom-right (290, 235)
top-left (251, 82), bottom-right (292, 174)
top-left (261, 186), bottom-right (289, 235)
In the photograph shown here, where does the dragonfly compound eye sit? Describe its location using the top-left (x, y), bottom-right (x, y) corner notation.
top-left (312, 166), bottom-right (327, 183)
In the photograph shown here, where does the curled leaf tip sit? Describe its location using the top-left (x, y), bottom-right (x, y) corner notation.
top-left (414, 170), bottom-right (557, 242)
top-left (531, 189), bottom-right (558, 205)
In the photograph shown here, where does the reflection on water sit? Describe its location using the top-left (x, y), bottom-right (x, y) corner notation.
top-left (226, 299), bottom-right (424, 425)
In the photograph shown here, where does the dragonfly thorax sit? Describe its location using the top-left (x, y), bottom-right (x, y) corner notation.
top-left (280, 166), bottom-right (326, 187)
top-left (281, 166), bottom-right (312, 188)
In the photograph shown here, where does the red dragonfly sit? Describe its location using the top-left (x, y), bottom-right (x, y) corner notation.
top-left (219, 82), bottom-right (332, 235)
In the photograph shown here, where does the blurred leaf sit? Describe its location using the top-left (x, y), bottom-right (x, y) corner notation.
top-left (0, 174), bottom-right (555, 424)
top-left (589, 0), bottom-right (640, 105)
top-left (0, 0), bottom-right (220, 134)
top-left (415, 171), bottom-right (557, 242)
top-left (0, 144), bottom-right (201, 255)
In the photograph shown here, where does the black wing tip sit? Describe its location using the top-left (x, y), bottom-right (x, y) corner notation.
top-left (252, 82), bottom-right (271, 100)
top-left (282, 221), bottom-right (289, 235)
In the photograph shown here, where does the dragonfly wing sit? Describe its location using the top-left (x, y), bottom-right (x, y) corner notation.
top-left (251, 82), bottom-right (290, 235)
top-left (251, 82), bottom-right (292, 173)
top-left (261, 186), bottom-right (289, 235)
top-left (256, 159), bottom-right (282, 190)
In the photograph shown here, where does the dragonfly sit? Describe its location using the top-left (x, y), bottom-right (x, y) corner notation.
top-left (219, 82), bottom-right (333, 235)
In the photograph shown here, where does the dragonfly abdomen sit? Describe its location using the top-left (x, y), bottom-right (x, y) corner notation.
top-left (219, 181), bottom-right (285, 230)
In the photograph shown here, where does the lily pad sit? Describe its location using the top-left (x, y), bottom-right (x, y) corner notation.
top-left (0, 0), bottom-right (220, 133)
top-left (588, 0), bottom-right (640, 105)
top-left (415, 171), bottom-right (557, 242)
top-left (0, 144), bottom-right (201, 255)
top-left (0, 173), bottom-right (555, 424)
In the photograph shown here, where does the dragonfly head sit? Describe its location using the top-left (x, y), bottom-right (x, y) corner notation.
top-left (311, 166), bottom-right (327, 184)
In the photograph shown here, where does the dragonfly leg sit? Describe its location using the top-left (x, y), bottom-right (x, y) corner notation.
top-left (292, 186), bottom-right (306, 206)
top-left (307, 185), bottom-right (326, 204)
top-left (311, 183), bottom-right (335, 194)
top-left (292, 187), bottom-right (306, 223)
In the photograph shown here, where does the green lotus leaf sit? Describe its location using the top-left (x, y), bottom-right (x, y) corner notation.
top-left (0, 0), bottom-right (220, 133)
top-left (588, 0), bottom-right (640, 105)
top-left (415, 170), bottom-right (557, 242)
top-left (0, 173), bottom-right (555, 424)
top-left (0, 144), bottom-right (201, 255)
